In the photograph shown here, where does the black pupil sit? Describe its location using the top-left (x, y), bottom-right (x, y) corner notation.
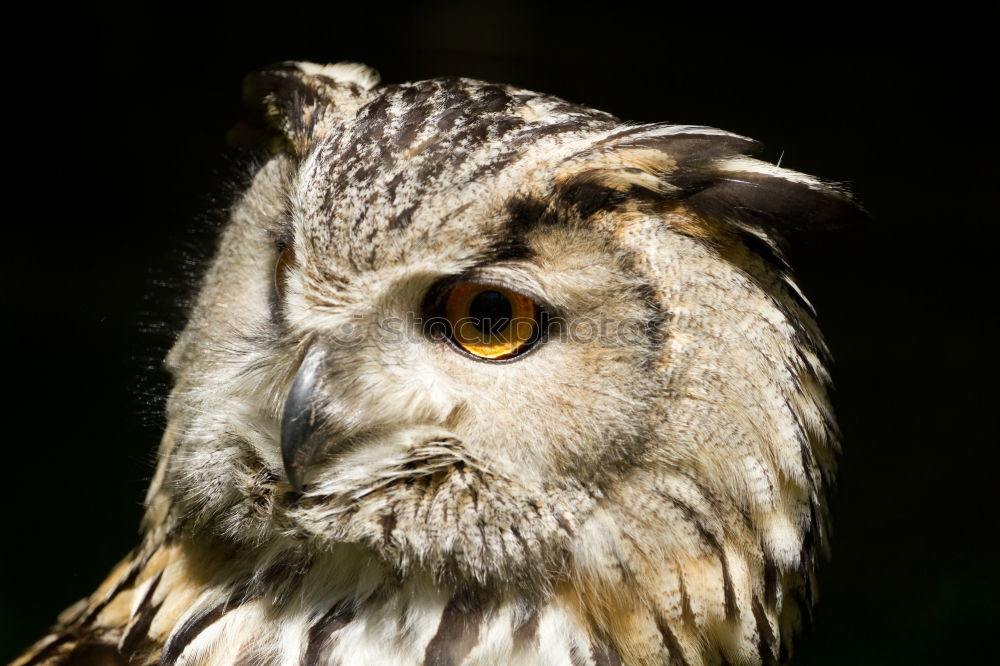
top-left (469, 290), bottom-right (512, 335)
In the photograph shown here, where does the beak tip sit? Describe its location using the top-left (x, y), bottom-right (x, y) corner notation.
top-left (281, 344), bottom-right (327, 494)
top-left (281, 420), bottom-right (315, 493)
top-left (286, 470), bottom-right (305, 494)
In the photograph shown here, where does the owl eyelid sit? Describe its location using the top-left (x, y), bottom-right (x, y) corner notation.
top-left (423, 274), bottom-right (552, 320)
top-left (442, 266), bottom-right (549, 309)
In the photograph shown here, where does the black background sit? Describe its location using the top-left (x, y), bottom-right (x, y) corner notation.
top-left (4, 2), bottom-right (996, 663)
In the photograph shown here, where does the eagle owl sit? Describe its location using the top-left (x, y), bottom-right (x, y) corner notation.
top-left (16, 62), bottom-right (860, 665)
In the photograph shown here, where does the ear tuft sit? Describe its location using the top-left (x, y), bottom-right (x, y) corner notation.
top-left (228, 61), bottom-right (381, 155)
top-left (679, 156), bottom-right (867, 245)
top-left (616, 126), bottom-right (762, 167)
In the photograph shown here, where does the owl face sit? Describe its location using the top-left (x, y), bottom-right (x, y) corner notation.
top-left (161, 63), bottom-right (854, 607)
top-left (279, 86), bottom-right (665, 495)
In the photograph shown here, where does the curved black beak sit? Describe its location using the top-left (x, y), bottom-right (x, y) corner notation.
top-left (281, 343), bottom-right (328, 492)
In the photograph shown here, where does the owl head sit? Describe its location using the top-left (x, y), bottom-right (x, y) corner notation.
top-left (151, 62), bottom-right (859, 660)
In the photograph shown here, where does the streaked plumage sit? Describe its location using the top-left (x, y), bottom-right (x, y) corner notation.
top-left (16, 61), bottom-right (861, 665)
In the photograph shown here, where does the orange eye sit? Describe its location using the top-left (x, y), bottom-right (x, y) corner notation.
top-left (441, 283), bottom-right (542, 360)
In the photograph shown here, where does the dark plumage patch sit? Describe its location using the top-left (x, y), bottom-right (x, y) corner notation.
top-left (423, 591), bottom-right (486, 665)
top-left (119, 571), bottom-right (164, 658)
top-left (762, 548), bottom-right (780, 607)
top-left (380, 512), bottom-right (398, 544)
top-left (304, 599), bottom-right (356, 665)
top-left (506, 195), bottom-right (555, 231)
top-left (389, 204), bottom-right (418, 230)
top-left (590, 640), bottom-right (624, 666)
top-left (512, 608), bottom-right (541, 650)
top-left (751, 597), bottom-right (778, 666)
top-left (557, 178), bottom-right (631, 220)
top-left (654, 612), bottom-right (691, 666)
top-left (160, 603), bottom-right (228, 666)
